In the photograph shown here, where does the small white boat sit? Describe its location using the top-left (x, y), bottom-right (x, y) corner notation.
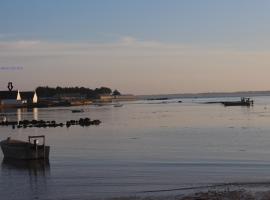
top-left (0, 135), bottom-right (50, 160)
top-left (0, 114), bottom-right (7, 122)
top-left (114, 103), bottom-right (123, 107)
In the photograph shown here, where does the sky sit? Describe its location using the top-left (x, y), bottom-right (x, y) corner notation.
top-left (1, 0), bottom-right (270, 94)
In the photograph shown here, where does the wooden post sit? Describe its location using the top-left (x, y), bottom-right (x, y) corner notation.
top-left (34, 139), bottom-right (38, 159)
top-left (28, 135), bottom-right (46, 159)
top-left (43, 136), bottom-right (45, 159)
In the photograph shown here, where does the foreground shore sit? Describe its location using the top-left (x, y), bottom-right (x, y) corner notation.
top-left (106, 189), bottom-right (270, 200)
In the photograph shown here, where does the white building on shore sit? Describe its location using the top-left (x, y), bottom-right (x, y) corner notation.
top-left (0, 90), bottom-right (22, 107)
top-left (0, 90), bottom-right (38, 107)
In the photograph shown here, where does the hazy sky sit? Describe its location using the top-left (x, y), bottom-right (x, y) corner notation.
top-left (1, 0), bottom-right (270, 94)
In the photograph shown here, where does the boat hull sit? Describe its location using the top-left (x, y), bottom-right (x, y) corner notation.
top-left (0, 141), bottom-right (50, 160)
top-left (222, 102), bottom-right (252, 106)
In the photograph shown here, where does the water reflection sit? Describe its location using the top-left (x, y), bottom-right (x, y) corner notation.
top-left (33, 108), bottom-right (38, 120)
top-left (1, 159), bottom-right (50, 199)
top-left (1, 158), bottom-right (50, 175)
top-left (0, 107), bottom-right (39, 122)
top-left (17, 108), bottom-right (21, 122)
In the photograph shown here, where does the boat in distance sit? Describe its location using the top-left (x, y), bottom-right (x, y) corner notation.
top-left (114, 103), bottom-right (123, 107)
top-left (0, 135), bottom-right (50, 160)
top-left (222, 97), bottom-right (254, 107)
top-left (71, 109), bottom-right (84, 113)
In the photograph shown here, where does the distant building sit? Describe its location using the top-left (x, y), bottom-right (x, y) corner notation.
top-left (54, 93), bottom-right (87, 100)
top-left (0, 90), bottom-right (38, 107)
top-left (97, 94), bottom-right (137, 102)
top-left (0, 90), bottom-right (22, 107)
top-left (98, 94), bottom-right (113, 102)
top-left (112, 94), bottom-right (137, 101)
top-left (20, 91), bottom-right (38, 104)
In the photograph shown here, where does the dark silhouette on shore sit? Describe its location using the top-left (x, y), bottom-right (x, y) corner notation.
top-left (36, 86), bottom-right (114, 99)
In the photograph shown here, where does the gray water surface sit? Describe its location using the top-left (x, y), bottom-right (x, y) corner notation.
top-left (1, 97), bottom-right (270, 199)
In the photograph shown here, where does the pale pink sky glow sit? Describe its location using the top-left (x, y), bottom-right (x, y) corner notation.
top-left (1, 38), bottom-right (270, 95)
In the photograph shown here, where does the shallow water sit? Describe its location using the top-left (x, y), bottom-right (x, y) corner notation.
top-left (1, 97), bottom-right (270, 199)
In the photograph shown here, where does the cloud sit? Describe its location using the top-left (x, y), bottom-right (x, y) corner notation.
top-left (0, 36), bottom-right (187, 57)
top-left (120, 36), bottom-right (137, 45)
top-left (0, 37), bottom-right (269, 66)
top-left (1, 40), bottom-right (42, 49)
top-left (0, 36), bottom-right (268, 57)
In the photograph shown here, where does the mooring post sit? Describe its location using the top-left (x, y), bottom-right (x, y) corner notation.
top-left (34, 139), bottom-right (38, 159)
top-left (43, 136), bottom-right (45, 159)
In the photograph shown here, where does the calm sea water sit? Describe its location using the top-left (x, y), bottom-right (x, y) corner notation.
top-left (1, 96), bottom-right (270, 199)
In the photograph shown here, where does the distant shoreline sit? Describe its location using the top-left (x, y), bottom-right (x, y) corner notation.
top-left (138, 91), bottom-right (270, 100)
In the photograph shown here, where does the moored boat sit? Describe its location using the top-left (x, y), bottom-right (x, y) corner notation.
top-left (0, 135), bottom-right (50, 160)
top-left (222, 97), bottom-right (254, 107)
top-left (71, 109), bottom-right (84, 113)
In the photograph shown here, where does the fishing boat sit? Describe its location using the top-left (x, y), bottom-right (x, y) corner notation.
top-left (0, 135), bottom-right (50, 160)
top-left (71, 109), bottom-right (84, 113)
top-left (222, 97), bottom-right (254, 107)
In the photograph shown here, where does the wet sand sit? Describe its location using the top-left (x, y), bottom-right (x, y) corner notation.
top-left (106, 189), bottom-right (270, 200)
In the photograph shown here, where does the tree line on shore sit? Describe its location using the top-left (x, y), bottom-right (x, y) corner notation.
top-left (36, 86), bottom-right (121, 99)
